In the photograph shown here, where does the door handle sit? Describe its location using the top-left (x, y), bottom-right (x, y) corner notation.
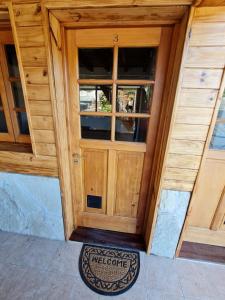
top-left (72, 153), bottom-right (81, 164)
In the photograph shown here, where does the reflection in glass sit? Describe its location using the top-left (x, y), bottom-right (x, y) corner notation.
top-left (210, 123), bottom-right (225, 150)
top-left (17, 112), bottom-right (29, 134)
top-left (80, 85), bottom-right (112, 112)
top-left (118, 48), bottom-right (157, 80)
top-left (115, 117), bottom-right (148, 142)
top-left (79, 48), bottom-right (113, 79)
top-left (5, 45), bottom-right (20, 78)
top-left (116, 85), bottom-right (152, 113)
top-left (217, 91), bottom-right (225, 119)
top-left (81, 116), bottom-right (111, 140)
top-left (0, 111), bottom-right (8, 133)
top-left (12, 81), bottom-right (25, 108)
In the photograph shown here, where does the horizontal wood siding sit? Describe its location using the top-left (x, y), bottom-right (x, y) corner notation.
top-left (163, 8), bottom-right (225, 191)
top-left (13, 2), bottom-right (57, 161)
top-left (0, 2), bottom-right (58, 176)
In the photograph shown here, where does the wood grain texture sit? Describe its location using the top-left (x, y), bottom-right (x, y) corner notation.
top-left (32, 116), bottom-right (54, 129)
top-left (43, 0), bottom-right (193, 9)
top-left (33, 129), bottom-right (55, 143)
top-left (176, 107), bottom-right (213, 125)
top-left (51, 6), bottom-right (187, 24)
top-left (167, 153), bottom-right (201, 169)
top-left (35, 142), bottom-right (57, 156)
top-left (186, 46), bottom-right (225, 68)
top-left (190, 23), bottom-right (225, 46)
top-left (20, 47), bottom-right (47, 67)
top-left (182, 68), bottom-right (223, 89)
top-left (179, 89), bottom-right (218, 108)
top-left (172, 124), bottom-right (209, 141)
top-left (29, 100), bottom-right (52, 116)
top-left (194, 7), bottom-right (225, 22)
top-left (75, 27), bottom-right (161, 47)
top-left (164, 167), bottom-right (197, 182)
top-left (169, 139), bottom-right (205, 155)
top-left (26, 84), bottom-right (50, 100)
top-left (24, 67), bottom-right (49, 85)
top-left (163, 179), bottom-right (194, 191)
top-left (115, 151), bottom-right (144, 218)
top-left (184, 226), bottom-right (225, 247)
top-left (14, 3), bottom-right (42, 27)
top-left (17, 26), bottom-right (45, 47)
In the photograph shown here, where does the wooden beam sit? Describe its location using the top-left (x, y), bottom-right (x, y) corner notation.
top-left (43, 0), bottom-right (194, 9)
top-left (51, 6), bottom-right (188, 25)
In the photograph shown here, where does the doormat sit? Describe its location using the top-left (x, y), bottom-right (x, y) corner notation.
top-left (79, 244), bottom-right (140, 296)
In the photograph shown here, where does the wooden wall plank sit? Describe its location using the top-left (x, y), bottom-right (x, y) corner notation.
top-left (26, 84), bottom-right (50, 100)
top-left (176, 107), bottom-right (213, 125)
top-left (190, 23), bottom-right (225, 46)
top-left (163, 179), bottom-right (194, 192)
top-left (33, 129), bottom-right (55, 143)
top-left (169, 139), bottom-right (205, 155)
top-left (179, 89), bottom-right (218, 108)
top-left (20, 47), bottom-right (47, 67)
top-left (29, 100), bottom-right (52, 116)
top-left (14, 3), bottom-right (42, 27)
top-left (32, 116), bottom-right (54, 129)
top-left (172, 124), bottom-right (209, 141)
top-left (167, 153), bottom-right (201, 169)
top-left (35, 143), bottom-right (57, 156)
top-left (195, 7), bottom-right (225, 22)
top-left (164, 167), bottom-right (197, 182)
top-left (24, 67), bottom-right (49, 85)
top-left (186, 47), bottom-right (225, 68)
top-left (17, 26), bottom-right (45, 47)
top-left (182, 68), bottom-right (223, 89)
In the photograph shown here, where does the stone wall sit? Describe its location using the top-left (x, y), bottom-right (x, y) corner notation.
top-left (0, 172), bottom-right (64, 240)
top-left (151, 189), bottom-right (190, 258)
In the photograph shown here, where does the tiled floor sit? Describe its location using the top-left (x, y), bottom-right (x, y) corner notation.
top-left (0, 231), bottom-right (225, 300)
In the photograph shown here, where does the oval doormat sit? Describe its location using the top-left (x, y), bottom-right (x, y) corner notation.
top-left (79, 244), bottom-right (140, 296)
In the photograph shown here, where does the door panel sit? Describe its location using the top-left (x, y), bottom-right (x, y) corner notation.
top-left (115, 151), bottom-right (144, 218)
top-left (82, 149), bottom-right (108, 214)
top-left (66, 27), bottom-right (171, 234)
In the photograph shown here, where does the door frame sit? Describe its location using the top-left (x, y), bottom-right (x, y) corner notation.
top-left (42, 4), bottom-right (190, 252)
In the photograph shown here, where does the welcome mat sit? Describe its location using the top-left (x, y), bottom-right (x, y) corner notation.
top-left (79, 244), bottom-right (140, 296)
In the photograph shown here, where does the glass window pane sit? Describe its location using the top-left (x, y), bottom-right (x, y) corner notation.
top-left (11, 81), bottom-right (25, 108)
top-left (116, 85), bottom-right (152, 113)
top-left (4, 45), bottom-right (20, 78)
top-left (0, 111), bottom-right (8, 133)
top-left (217, 90), bottom-right (225, 119)
top-left (115, 117), bottom-right (148, 142)
top-left (79, 48), bottom-right (113, 79)
top-left (81, 116), bottom-right (111, 140)
top-left (210, 123), bottom-right (225, 150)
top-left (80, 85), bottom-right (112, 112)
top-left (118, 48), bottom-right (157, 80)
top-left (17, 112), bottom-right (29, 134)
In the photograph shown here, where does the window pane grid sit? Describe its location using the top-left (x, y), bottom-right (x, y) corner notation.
top-left (78, 46), bottom-right (156, 142)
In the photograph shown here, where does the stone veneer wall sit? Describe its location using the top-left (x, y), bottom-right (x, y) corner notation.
top-left (151, 189), bottom-right (190, 258)
top-left (0, 172), bottom-right (64, 240)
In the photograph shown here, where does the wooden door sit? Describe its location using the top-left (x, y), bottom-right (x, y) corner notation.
top-left (66, 27), bottom-right (171, 234)
top-left (183, 88), bottom-right (225, 246)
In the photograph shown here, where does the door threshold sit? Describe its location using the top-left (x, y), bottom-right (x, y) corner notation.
top-left (179, 241), bottom-right (225, 264)
top-left (70, 226), bottom-right (146, 252)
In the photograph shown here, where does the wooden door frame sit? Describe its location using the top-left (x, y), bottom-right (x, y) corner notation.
top-left (41, 4), bottom-right (190, 252)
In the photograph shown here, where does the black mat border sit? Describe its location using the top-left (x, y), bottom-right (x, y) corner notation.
top-left (79, 243), bottom-right (140, 296)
